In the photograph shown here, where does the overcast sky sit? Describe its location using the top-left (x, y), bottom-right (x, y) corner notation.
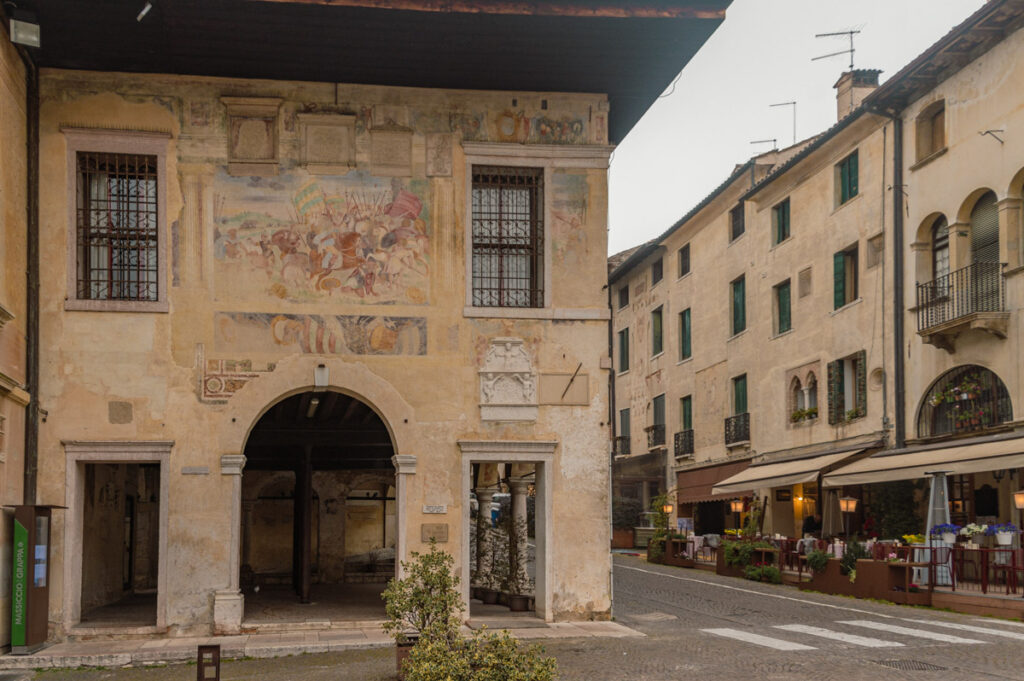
top-left (607, 0), bottom-right (985, 255)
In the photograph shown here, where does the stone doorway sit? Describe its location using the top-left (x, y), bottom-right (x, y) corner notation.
top-left (240, 390), bottom-right (396, 625)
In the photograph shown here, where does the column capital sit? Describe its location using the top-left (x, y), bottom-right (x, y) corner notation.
top-left (508, 477), bottom-right (532, 494)
top-left (393, 454), bottom-right (417, 475)
top-left (997, 197), bottom-right (1023, 209)
top-left (220, 454), bottom-right (246, 475)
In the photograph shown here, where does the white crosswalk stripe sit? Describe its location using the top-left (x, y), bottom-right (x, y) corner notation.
top-left (837, 620), bottom-right (986, 644)
top-left (905, 619), bottom-right (1024, 640)
top-left (774, 623), bottom-right (903, 648)
top-left (702, 628), bottom-right (816, 651)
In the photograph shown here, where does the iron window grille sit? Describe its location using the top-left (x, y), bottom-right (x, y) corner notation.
top-left (645, 424), bottom-right (666, 448)
top-left (76, 152), bottom-right (159, 302)
top-left (471, 166), bottom-right (544, 308)
top-left (916, 261), bottom-right (1004, 333)
top-left (674, 429), bottom-right (694, 458)
top-left (724, 412), bottom-right (750, 445)
top-left (613, 436), bottom-right (631, 457)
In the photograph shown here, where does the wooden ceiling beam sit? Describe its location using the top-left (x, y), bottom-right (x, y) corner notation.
top-left (243, 0), bottom-right (728, 19)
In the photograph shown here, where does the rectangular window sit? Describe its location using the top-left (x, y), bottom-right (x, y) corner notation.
top-left (837, 151), bottom-right (859, 205)
top-left (617, 328), bottom-right (629, 372)
top-left (76, 152), bottom-right (159, 302)
top-left (731, 275), bottom-right (746, 335)
top-left (730, 203), bottom-right (745, 241)
top-left (827, 350), bottom-right (866, 423)
top-left (833, 245), bottom-right (858, 309)
top-left (653, 394), bottom-right (665, 426)
top-left (651, 306), bottom-right (663, 356)
top-left (470, 166), bottom-right (544, 307)
top-left (775, 280), bottom-right (791, 334)
top-left (772, 198), bottom-right (790, 245)
top-left (680, 395), bottom-right (692, 430)
top-left (618, 285), bottom-right (629, 309)
top-left (619, 408), bottom-right (630, 439)
top-left (651, 258), bottom-right (663, 285)
top-left (678, 244), bottom-right (690, 278)
top-left (733, 374), bottom-right (747, 415)
top-left (679, 308), bottom-right (691, 360)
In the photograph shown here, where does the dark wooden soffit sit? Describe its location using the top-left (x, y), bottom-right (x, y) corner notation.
top-left (246, 0), bottom-right (728, 19)
top-left (25, 0), bottom-right (729, 144)
top-left (867, 0), bottom-right (1024, 113)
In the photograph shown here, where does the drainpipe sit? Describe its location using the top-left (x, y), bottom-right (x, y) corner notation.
top-left (891, 115), bottom-right (906, 449)
top-left (22, 50), bottom-right (39, 504)
top-left (605, 280), bottom-right (615, 613)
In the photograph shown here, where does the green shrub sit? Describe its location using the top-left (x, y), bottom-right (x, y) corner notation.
top-left (612, 497), bottom-right (643, 530)
top-left (741, 563), bottom-right (782, 584)
top-left (805, 549), bottom-right (832, 574)
top-left (403, 630), bottom-right (557, 681)
top-left (838, 540), bottom-right (870, 576)
top-left (722, 539), bottom-right (775, 568)
top-left (382, 539), bottom-right (463, 644)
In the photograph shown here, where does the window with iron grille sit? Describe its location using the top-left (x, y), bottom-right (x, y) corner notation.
top-left (76, 152), bottom-right (159, 302)
top-left (471, 166), bottom-right (544, 307)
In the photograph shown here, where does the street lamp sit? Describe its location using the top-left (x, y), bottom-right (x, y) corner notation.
top-left (839, 496), bottom-right (858, 541)
top-left (730, 499), bottom-right (744, 533)
top-left (1015, 489), bottom-right (1024, 510)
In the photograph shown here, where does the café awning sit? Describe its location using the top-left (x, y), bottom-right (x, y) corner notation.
top-left (677, 459), bottom-right (752, 503)
top-left (822, 436), bottom-right (1024, 487)
top-left (712, 450), bottom-right (865, 496)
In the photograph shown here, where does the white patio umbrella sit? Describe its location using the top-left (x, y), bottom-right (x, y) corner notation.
top-left (821, 489), bottom-right (843, 538)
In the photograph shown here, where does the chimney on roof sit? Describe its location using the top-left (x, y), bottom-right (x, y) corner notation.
top-left (834, 69), bottom-right (881, 120)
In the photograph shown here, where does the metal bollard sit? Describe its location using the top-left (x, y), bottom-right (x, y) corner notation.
top-left (197, 644), bottom-right (221, 681)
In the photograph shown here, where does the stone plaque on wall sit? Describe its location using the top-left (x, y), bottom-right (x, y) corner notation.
top-left (371, 128), bottom-right (413, 177)
top-left (421, 523), bottom-right (449, 543)
top-left (479, 337), bottom-right (537, 422)
top-left (538, 373), bottom-right (590, 405)
top-left (298, 113), bottom-right (356, 174)
top-left (221, 97), bottom-right (282, 176)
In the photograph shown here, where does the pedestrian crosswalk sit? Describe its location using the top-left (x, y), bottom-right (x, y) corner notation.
top-left (701, 617), bottom-right (1024, 652)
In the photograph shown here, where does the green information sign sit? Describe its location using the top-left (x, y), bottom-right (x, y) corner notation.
top-left (11, 518), bottom-right (27, 647)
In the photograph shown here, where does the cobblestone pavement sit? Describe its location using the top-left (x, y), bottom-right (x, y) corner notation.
top-left (35, 555), bottom-right (1024, 681)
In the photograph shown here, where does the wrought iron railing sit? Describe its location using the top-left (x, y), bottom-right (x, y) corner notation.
top-left (674, 429), bottom-right (694, 458)
top-left (645, 424), bottom-right (666, 448)
top-left (724, 412), bottom-right (750, 445)
top-left (612, 436), bottom-right (630, 457)
top-left (916, 261), bottom-right (1004, 332)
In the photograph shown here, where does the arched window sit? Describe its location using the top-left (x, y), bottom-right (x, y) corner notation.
top-left (971, 191), bottom-right (999, 264)
top-left (916, 100), bottom-right (945, 162)
top-left (931, 216), bottom-right (949, 281)
top-left (806, 373), bottom-right (818, 413)
top-left (918, 365), bottom-right (1012, 438)
top-left (791, 377), bottom-right (804, 412)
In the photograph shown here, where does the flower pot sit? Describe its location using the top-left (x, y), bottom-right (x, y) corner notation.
top-left (508, 594), bottom-right (531, 612)
top-left (497, 591), bottom-right (510, 607)
top-left (996, 532), bottom-right (1014, 546)
top-left (941, 532), bottom-right (956, 544)
top-left (481, 588), bottom-right (499, 605)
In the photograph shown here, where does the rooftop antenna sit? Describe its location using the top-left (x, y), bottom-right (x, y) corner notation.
top-left (770, 101), bottom-right (797, 147)
top-left (750, 138), bottom-right (778, 151)
top-left (813, 29), bottom-right (861, 71)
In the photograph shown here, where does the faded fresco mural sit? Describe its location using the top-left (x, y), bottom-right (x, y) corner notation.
top-left (212, 169), bottom-right (430, 304)
top-left (552, 172), bottom-right (589, 266)
top-left (215, 312), bottom-right (427, 356)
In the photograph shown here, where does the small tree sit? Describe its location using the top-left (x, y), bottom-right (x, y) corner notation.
top-left (382, 539), bottom-right (464, 644)
top-left (648, 493), bottom-right (670, 561)
top-left (612, 497), bottom-right (643, 530)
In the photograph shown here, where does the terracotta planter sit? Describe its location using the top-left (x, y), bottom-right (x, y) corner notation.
top-left (509, 594), bottom-right (531, 612)
top-left (480, 588), bottom-right (499, 605)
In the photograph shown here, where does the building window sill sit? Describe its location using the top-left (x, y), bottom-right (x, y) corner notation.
top-left (769, 236), bottom-right (792, 251)
top-left (830, 297), bottom-right (863, 316)
top-left (727, 329), bottom-right (748, 342)
top-left (463, 306), bottom-right (609, 321)
top-left (677, 356), bottom-right (693, 366)
top-left (771, 328), bottom-right (794, 340)
top-left (832, 191), bottom-right (863, 216)
top-left (64, 299), bottom-right (169, 313)
top-left (909, 146), bottom-right (948, 172)
top-left (676, 272), bottom-right (692, 283)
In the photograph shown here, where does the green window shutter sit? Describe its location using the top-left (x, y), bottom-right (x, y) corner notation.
top-left (849, 152), bottom-right (858, 198)
top-left (778, 282), bottom-right (791, 333)
top-left (681, 396), bottom-right (692, 431)
top-left (620, 408), bottom-right (630, 438)
top-left (732, 277), bottom-right (746, 333)
top-left (653, 394), bottom-right (665, 425)
top-left (618, 329), bottom-right (629, 371)
top-left (833, 251), bottom-right (846, 309)
top-left (827, 360), bottom-right (843, 425)
top-left (734, 375), bottom-right (747, 415)
top-left (856, 349), bottom-right (867, 416)
top-left (652, 309), bottom-right (663, 355)
top-left (680, 309), bottom-right (691, 359)
top-left (783, 200), bottom-right (790, 240)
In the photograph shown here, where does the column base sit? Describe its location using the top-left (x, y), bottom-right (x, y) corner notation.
top-left (213, 590), bottom-right (244, 635)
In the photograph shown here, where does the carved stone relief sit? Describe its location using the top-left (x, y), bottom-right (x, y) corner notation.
top-left (479, 337), bottom-right (537, 422)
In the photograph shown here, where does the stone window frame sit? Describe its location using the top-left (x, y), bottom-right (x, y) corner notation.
top-left (62, 440), bottom-right (172, 633)
top-left (62, 128), bottom-right (171, 313)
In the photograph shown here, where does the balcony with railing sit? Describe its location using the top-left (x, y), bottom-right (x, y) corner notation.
top-left (915, 262), bottom-right (1008, 352)
top-left (674, 429), bottom-right (694, 459)
top-left (645, 423), bottom-right (666, 449)
top-left (612, 435), bottom-right (631, 457)
top-left (724, 412), bottom-right (749, 446)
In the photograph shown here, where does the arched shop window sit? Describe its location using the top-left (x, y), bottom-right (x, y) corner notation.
top-left (918, 365), bottom-right (1012, 438)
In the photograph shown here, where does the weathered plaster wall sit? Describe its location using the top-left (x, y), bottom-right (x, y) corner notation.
top-left (37, 70), bottom-right (612, 636)
top-left (900, 24), bottom-right (1024, 437)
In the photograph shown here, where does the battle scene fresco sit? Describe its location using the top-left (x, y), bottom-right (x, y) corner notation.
top-left (212, 169), bottom-right (430, 304)
top-left (215, 312), bottom-right (427, 356)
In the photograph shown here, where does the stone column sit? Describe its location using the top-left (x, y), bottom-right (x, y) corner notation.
top-left (474, 488), bottom-right (497, 588)
top-left (998, 197), bottom-right (1023, 270)
top-left (214, 454), bottom-right (246, 635)
top-left (392, 454), bottom-right (417, 578)
top-left (240, 499), bottom-right (255, 586)
top-left (508, 477), bottom-right (530, 595)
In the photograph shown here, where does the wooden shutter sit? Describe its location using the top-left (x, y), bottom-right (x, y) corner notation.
top-left (620, 408), bottom-right (630, 438)
top-left (732, 277), bottom-right (745, 333)
top-left (848, 152), bottom-right (858, 198)
top-left (827, 360), bottom-right (843, 425)
top-left (833, 251), bottom-right (846, 309)
top-left (856, 349), bottom-right (867, 416)
top-left (653, 394), bottom-right (665, 425)
top-left (680, 309), bottom-right (691, 359)
top-left (619, 329), bottom-right (629, 371)
top-left (971, 192), bottom-right (999, 263)
top-left (652, 308), bottom-right (663, 355)
top-left (681, 396), bottom-right (692, 431)
top-left (734, 375), bottom-right (747, 415)
top-left (778, 282), bottom-right (791, 333)
top-left (679, 245), bottom-right (690, 277)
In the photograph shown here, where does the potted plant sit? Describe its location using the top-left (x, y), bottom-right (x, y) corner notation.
top-left (382, 539), bottom-right (464, 677)
top-left (805, 407), bottom-right (818, 420)
top-left (985, 522), bottom-right (1019, 546)
top-left (930, 523), bottom-right (961, 544)
top-left (791, 408), bottom-right (806, 423)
